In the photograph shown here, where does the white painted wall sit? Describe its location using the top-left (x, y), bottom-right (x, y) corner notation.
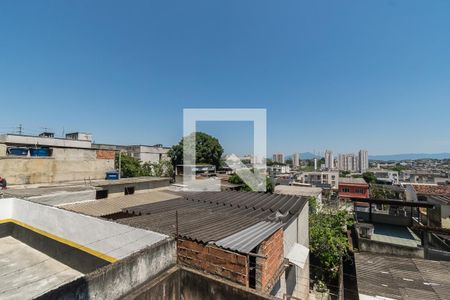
top-left (276, 202), bottom-right (309, 299)
top-left (0, 198), bottom-right (12, 219)
top-left (1, 198), bottom-right (168, 259)
top-left (0, 134), bottom-right (92, 149)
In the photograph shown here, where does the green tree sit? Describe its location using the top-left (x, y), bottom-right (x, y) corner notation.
top-left (116, 153), bottom-right (145, 178)
top-left (309, 197), bottom-right (353, 283)
top-left (390, 163), bottom-right (406, 173)
top-left (168, 132), bottom-right (224, 169)
top-left (142, 160), bottom-right (174, 177)
top-left (265, 158), bottom-right (274, 166)
top-left (362, 172), bottom-right (377, 184)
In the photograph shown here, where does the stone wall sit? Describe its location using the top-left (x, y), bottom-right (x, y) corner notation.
top-left (177, 239), bottom-right (249, 286)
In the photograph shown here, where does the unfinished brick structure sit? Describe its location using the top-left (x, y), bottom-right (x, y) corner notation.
top-left (177, 239), bottom-right (249, 286)
top-left (256, 228), bottom-right (285, 291)
top-left (177, 228), bottom-right (285, 292)
top-left (119, 191), bottom-right (308, 296)
top-left (96, 149), bottom-right (115, 160)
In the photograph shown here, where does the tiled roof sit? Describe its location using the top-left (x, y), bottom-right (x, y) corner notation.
top-left (413, 184), bottom-right (450, 196)
top-left (339, 178), bottom-right (368, 185)
top-left (118, 191), bottom-right (308, 251)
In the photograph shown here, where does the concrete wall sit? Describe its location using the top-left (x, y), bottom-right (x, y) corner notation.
top-left (101, 179), bottom-right (171, 198)
top-left (0, 134), bottom-right (92, 149)
top-left (356, 212), bottom-right (411, 226)
top-left (358, 238), bottom-right (424, 258)
top-left (28, 190), bottom-right (97, 206)
top-left (124, 267), bottom-right (276, 300)
top-left (1, 198), bottom-right (168, 260)
top-left (0, 197), bottom-right (12, 219)
top-left (274, 205), bottom-right (309, 300)
top-left (442, 205), bottom-right (450, 228)
top-left (39, 239), bottom-right (177, 300)
top-left (0, 143), bottom-right (6, 156)
top-left (0, 148), bottom-right (114, 184)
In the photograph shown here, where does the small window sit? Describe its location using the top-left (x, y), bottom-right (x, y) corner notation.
top-left (355, 188), bottom-right (365, 194)
top-left (124, 186), bottom-right (135, 195)
top-left (342, 187), bottom-right (350, 193)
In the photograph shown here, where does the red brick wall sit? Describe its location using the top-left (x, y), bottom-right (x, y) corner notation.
top-left (96, 149), bottom-right (115, 160)
top-left (257, 228), bottom-right (284, 290)
top-left (177, 239), bottom-right (249, 286)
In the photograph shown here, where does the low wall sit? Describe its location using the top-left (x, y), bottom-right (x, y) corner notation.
top-left (427, 248), bottom-right (450, 262)
top-left (0, 221), bottom-right (109, 273)
top-left (29, 190), bottom-right (97, 206)
top-left (101, 179), bottom-right (171, 198)
top-left (123, 266), bottom-right (276, 300)
top-left (1, 198), bottom-right (168, 261)
top-left (358, 238), bottom-right (424, 258)
top-left (356, 212), bottom-right (411, 226)
top-left (38, 239), bottom-right (177, 300)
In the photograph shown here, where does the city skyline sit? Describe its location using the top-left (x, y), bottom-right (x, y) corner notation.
top-left (1, 1), bottom-right (450, 155)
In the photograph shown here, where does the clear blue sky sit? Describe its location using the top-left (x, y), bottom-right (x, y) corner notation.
top-left (1, 0), bottom-right (449, 156)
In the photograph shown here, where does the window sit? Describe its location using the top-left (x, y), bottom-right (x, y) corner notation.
top-left (342, 187), bottom-right (350, 193)
top-left (355, 188), bottom-right (365, 194)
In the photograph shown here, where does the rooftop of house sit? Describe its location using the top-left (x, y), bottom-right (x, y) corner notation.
top-left (355, 252), bottom-right (450, 299)
top-left (370, 223), bottom-right (421, 248)
top-left (413, 184), bottom-right (450, 196)
top-left (274, 185), bottom-right (322, 198)
top-left (0, 197), bottom-right (170, 299)
top-left (118, 191), bottom-right (308, 254)
top-left (339, 177), bottom-right (368, 186)
top-left (60, 190), bottom-right (180, 217)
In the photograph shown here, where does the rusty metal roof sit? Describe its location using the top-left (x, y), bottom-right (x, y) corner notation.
top-left (118, 191), bottom-right (308, 251)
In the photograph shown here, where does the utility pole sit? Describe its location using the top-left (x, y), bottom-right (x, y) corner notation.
top-left (118, 150), bottom-right (121, 179)
top-left (17, 124), bottom-right (23, 135)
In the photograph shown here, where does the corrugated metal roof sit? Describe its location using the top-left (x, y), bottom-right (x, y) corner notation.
top-left (213, 221), bottom-right (283, 253)
top-left (355, 252), bottom-right (450, 300)
top-left (59, 191), bottom-right (180, 217)
top-left (118, 191), bottom-right (308, 252)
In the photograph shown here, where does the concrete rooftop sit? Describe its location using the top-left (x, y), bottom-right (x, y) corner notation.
top-left (371, 223), bottom-right (421, 248)
top-left (0, 236), bottom-right (82, 299)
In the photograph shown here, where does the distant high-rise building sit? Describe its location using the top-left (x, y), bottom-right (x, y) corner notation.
top-left (272, 153), bottom-right (285, 164)
top-left (338, 153), bottom-right (357, 172)
top-left (359, 150), bottom-right (369, 172)
top-left (337, 150), bottom-right (369, 172)
top-left (292, 153), bottom-right (300, 168)
top-left (325, 150), bottom-right (334, 169)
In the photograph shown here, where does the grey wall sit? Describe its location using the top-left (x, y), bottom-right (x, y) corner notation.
top-left (357, 212), bottom-right (411, 226)
top-left (358, 238), bottom-right (424, 258)
top-left (125, 267), bottom-right (276, 300)
top-left (38, 239), bottom-right (177, 300)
